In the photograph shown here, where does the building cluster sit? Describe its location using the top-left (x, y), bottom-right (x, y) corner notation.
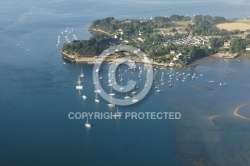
top-left (163, 36), bottom-right (210, 47)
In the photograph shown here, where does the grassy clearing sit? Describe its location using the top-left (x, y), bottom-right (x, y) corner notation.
top-left (216, 22), bottom-right (250, 31)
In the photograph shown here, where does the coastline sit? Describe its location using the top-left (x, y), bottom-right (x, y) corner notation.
top-left (188, 54), bottom-right (250, 67)
top-left (61, 51), bottom-right (184, 68)
top-left (62, 51), bottom-right (250, 68)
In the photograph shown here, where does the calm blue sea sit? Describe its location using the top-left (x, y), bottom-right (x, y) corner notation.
top-left (1, 0), bottom-right (250, 166)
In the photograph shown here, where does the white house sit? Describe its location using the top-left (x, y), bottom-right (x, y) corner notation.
top-left (224, 41), bottom-right (231, 48)
top-left (246, 45), bottom-right (250, 51)
top-left (170, 50), bottom-right (175, 54)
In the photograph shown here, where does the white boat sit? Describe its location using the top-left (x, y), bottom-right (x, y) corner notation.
top-left (94, 84), bottom-right (101, 93)
top-left (136, 82), bottom-right (139, 89)
top-left (82, 95), bottom-right (87, 100)
top-left (113, 106), bottom-right (122, 119)
top-left (124, 90), bottom-right (130, 99)
top-left (132, 98), bottom-right (138, 103)
top-left (108, 96), bottom-right (115, 107)
top-left (76, 85), bottom-right (83, 90)
top-left (219, 82), bottom-right (226, 86)
top-left (132, 94), bottom-right (138, 103)
top-left (99, 71), bottom-right (103, 80)
top-left (131, 91), bottom-right (137, 95)
top-left (131, 86), bottom-right (137, 95)
top-left (108, 103), bottom-right (115, 107)
top-left (120, 73), bottom-right (123, 82)
top-left (76, 76), bottom-right (82, 84)
top-left (95, 93), bottom-right (99, 103)
top-left (94, 89), bottom-right (101, 93)
top-left (156, 89), bottom-right (161, 93)
top-left (79, 67), bottom-right (84, 78)
top-left (127, 76), bottom-right (130, 84)
top-left (119, 78), bottom-right (124, 90)
top-left (85, 116), bottom-right (91, 128)
top-left (109, 87), bottom-right (115, 96)
top-left (156, 84), bottom-right (161, 93)
top-left (76, 75), bottom-right (83, 90)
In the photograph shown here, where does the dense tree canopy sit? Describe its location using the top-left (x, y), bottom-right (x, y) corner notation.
top-left (62, 15), bottom-right (249, 65)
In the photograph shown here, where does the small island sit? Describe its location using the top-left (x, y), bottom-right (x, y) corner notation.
top-left (61, 15), bottom-right (250, 67)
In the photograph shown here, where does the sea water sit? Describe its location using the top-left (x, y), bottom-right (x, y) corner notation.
top-left (1, 0), bottom-right (250, 165)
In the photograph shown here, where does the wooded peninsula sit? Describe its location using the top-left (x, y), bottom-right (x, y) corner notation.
top-left (62, 15), bottom-right (250, 67)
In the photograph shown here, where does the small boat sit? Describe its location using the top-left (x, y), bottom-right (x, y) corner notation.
top-left (99, 71), bottom-right (103, 80)
top-left (120, 73), bottom-right (123, 82)
top-left (132, 98), bottom-right (138, 103)
top-left (132, 94), bottom-right (138, 103)
top-left (79, 67), bottom-right (84, 78)
top-left (192, 75), bottom-right (195, 80)
top-left (109, 86), bottom-right (115, 96)
top-left (76, 76), bottom-right (82, 84)
top-left (95, 93), bottom-right (99, 103)
top-left (94, 89), bottom-right (101, 93)
top-left (156, 84), bottom-right (161, 93)
top-left (131, 87), bottom-right (137, 95)
top-left (76, 86), bottom-right (83, 90)
top-left (82, 95), bottom-right (87, 100)
top-left (76, 75), bottom-right (83, 90)
top-left (94, 84), bottom-right (101, 93)
top-left (85, 117), bottom-right (91, 128)
top-left (156, 89), bottom-right (161, 93)
top-left (108, 96), bottom-right (115, 107)
top-left (124, 96), bottom-right (131, 99)
top-left (131, 91), bottom-right (137, 95)
top-left (219, 82), bottom-right (226, 86)
top-left (108, 103), bottom-right (115, 107)
top-left (109, 93), bottom-right (115, 96)
top-left (124, 90), bottom-right (130, 99)
top-left (85, 123), bottom-right (91, 128)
